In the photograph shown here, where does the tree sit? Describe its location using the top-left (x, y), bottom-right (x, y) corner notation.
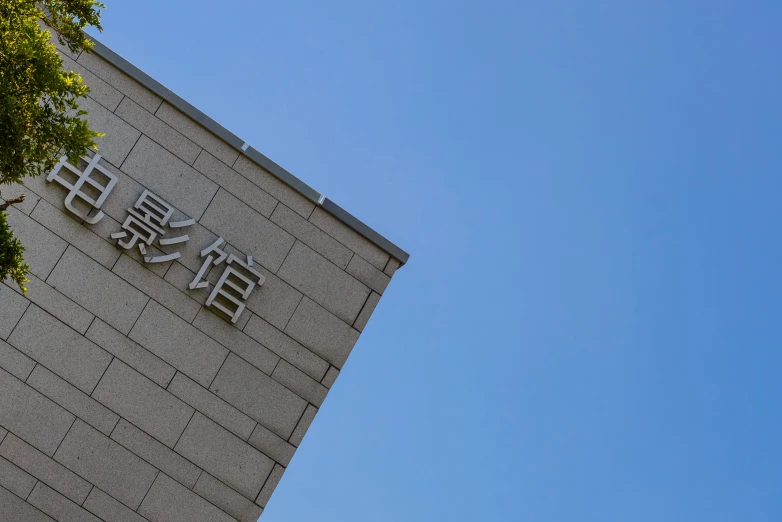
top-left (0, 0), bottom-right (105, 292)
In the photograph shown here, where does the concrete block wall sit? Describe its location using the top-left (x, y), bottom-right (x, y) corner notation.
top-left (0, 40), bottom-right (405, 522)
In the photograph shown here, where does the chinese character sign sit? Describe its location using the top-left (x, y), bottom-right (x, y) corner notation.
top-left (46, 155), bottom-right (264, 327)
top-left (190, 238), bottom-right (266, 324)
top-left (111, 190), bottom-right (195, 263)
top-left (47, 154), bottom-right (117, 224)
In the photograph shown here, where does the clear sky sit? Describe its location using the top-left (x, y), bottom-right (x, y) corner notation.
top-left (91, 2), bottom-right (782, 521)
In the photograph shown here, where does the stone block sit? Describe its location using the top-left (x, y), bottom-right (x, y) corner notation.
top-left (347, 254), bottom-right (391, 294)
top-left (272, 360), bottom-right (328, 407)
top-left (163, 261), bottom-right (199, 298)
top-left (9, 306), bottom-right (112, 394)
top-left (54, 420), bottom-right (157, 510)
top-left (0, 283), bottom-right (28, 340)
top-left (46, 246), bottom-right (149, 335)
top-left (0, 434), bottom-right (90, 504)
top-left (199, 189), bottom-right (295, 272)
top-left (27, 365), bottom-right (119, 436)
top-left (171, 221), bottom-right (221, 274)
top-left (321, 366), bottom-right (340, 389)
top-left (271, 203), bottom-right (353, 268)
top-left (6, 209), bottom-right (67, 280)
top-left (0, 340), bottom-right (34, 381)
top-left (243, 314), bottom-right (329, 382)
top-left (0, 485), bottom-right (54, 522)
top-left (192, 308), bottom-right (278, 375)
top-left (0, 370), bottom-right (75, 457)
top-left (79, 97), bottom-right (141, 168)
top-left (30, 198), bottom-right (121, 270)
top-left (77, 52), bottom-right (163, 113)
top-left (129, 301), bottom-right (228, 388)
top-left (9, 273), bottom-right (94, 334)
top-left (157, 103), bottom-right (240, 166)
top-left (210, 354), bottom-right (307, 440)
top-left (85, 319), bottom-right (175, 388)
top-left (278, 242), bottom-right (370, 323)
top-left (193, 150), bottom-right (277, 216)
top-left (111, 419), bottom-right (200, 489)
top-left (28, 482), bottom-right (102, 522)
top-left (61, 54), bottom-right (123, 112)
top-left (0, 456), bottom-right (37, 499)
top-left (285, 298), bottom-right (360, 369)
top-left (248, 423), bottom-right (295, 467)
top-left (22, 168), bottom-right (67, 213)
top-left (122, 136), bottom-right (218, 220)
top-left (309, 207), bottom-right (390, 270)
top-left (243, 265), bottom-right (303, 331)
top-left (139, 473), bottom-right (235, 522)
top-left (384, 257), bottom-right (402, 277)
top-left (0, 181), bottom-right (40, 215)
top-left (255, 463), bottom-right (284, 508)
top-left (112, 255), bottom-right (200, 323)
top-left (92, 360), bottom-right (194, 448)
top-left (195, 472), bottom-right (263, 522)
top-left (289, 404), bottom-right (318, 447)
top-left (83, 488), bottom-right (148, 522)
top-left (233, 155), bottom-right (315, 218)
top-left (168, 371), bottom-right (256, 441)
top-left (175, 413), bottom-right (273, 500)
top-left (354, 291), bottom-right (381, 332)
top-left (116, 97), bottom-right (202, 165)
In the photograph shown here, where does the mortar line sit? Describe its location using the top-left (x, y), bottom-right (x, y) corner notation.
top-left (136, 469), bottom-right (160, 512)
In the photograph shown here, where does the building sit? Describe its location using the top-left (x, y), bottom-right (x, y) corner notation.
top-left (0, 33), bottom-right (408, 522)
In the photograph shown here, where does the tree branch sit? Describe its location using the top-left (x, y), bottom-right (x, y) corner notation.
top-left (0, 194), bottom-right (25, 212)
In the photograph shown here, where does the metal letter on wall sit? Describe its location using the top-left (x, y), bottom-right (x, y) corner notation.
top-left (46, 153), bottom-right (264, 328)
top-left (111, 190), bottom-right (195, 263)
top-left (190, 237), bottom-right (266, 323)
top-left (47, 154), bottom-right (118, 224)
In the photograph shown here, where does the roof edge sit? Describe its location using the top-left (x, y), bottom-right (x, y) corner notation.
top-left (87, 36), bottom-right (409, 266)
top-left (321, 199), bottom-right (410, 264)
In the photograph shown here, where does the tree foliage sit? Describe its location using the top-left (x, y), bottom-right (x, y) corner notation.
top-left (0, 0), bottom-right (104, 292)
top-left (0, 211), bottom-right (27, 289)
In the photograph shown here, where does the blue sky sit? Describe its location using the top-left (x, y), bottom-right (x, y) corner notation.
top-left (92, 2), bottom-right (782, 520)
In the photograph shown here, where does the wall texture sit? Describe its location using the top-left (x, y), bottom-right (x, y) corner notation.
top-left (0, 36), bottom-right (404, 522)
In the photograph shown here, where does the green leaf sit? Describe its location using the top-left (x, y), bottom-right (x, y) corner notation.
top-left (0, 0), bottom-right (104, 291)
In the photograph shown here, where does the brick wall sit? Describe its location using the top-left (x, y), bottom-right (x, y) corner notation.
top-left (0, 40), bottom-right (402, 522)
